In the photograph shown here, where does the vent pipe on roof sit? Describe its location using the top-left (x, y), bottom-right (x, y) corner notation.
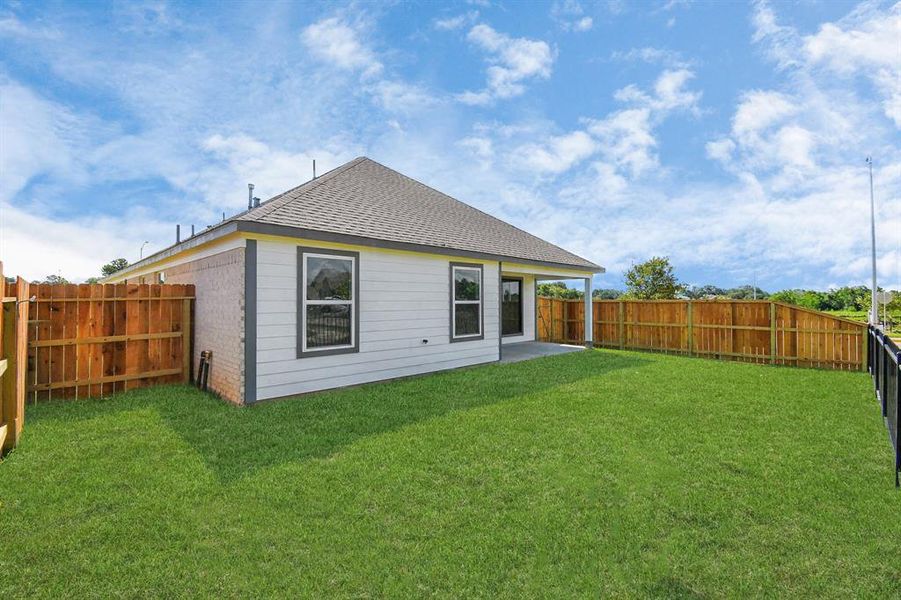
top-left (176, 224), bottom-right (181, 244)
top-left (248, 183), bottom-right (254, 210)
top-left (191, 224), bottom-right (195, 237)
top-left (313, 159), bottom-right (316, 180)
top-left (253, 196), bottom-right (261, 208)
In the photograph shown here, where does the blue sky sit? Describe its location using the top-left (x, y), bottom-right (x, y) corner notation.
top-left (1, 0), bottom-right (899, 290)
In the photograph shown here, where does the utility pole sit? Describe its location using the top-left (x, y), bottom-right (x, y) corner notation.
top-left (867, 156), bottom-right (878, 325)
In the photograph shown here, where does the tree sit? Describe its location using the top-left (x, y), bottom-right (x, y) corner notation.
top-left (726, 285), bottom-right (769, 300)
top-left (823, 285), bottom-right (870, 311)
top-left (32, 274), bottom-right (70, 285)
top-left (771, 289), bottom-right (825, 310)
top-left (537, 282), bottom-right (582, 299)
top-left (101, 258), bottom-right (129, 277)
top-left (592, 288), bottom-right (622, 299)
top-left (85, 277), bottom-right (101, 284)
top-left (623, 256), bottom-right (685, 299)
top-left (686, 284), bottom-right (726, 299)
top-left (887, 291), bottom-right (901, 314)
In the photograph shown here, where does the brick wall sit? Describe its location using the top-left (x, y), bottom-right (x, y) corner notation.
top-left (156, 248), bottom-right (245, 404)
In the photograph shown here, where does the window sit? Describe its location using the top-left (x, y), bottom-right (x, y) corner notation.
top-left (501, 277), bottom-right (523, 336)
top-left (450, 263), bottom-right (483, 342)
top-left (298, 247), bottom-right (359, 357)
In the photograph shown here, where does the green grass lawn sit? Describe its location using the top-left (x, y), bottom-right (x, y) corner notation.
top-left (1, 349), bottom-right (898, 597)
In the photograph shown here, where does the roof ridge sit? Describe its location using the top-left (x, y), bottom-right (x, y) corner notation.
top-left (358, 156), bottom-right (594, 265)
top-left (239, 156), bottom-right (368, 221)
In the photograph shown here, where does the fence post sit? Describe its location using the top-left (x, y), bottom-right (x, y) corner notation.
top-left (889, 352), bottom-right (901, 488)
top-left (896, 351), bottom-right (900, 487)
top-left (687, 300), bottom-right (693, 356)
top-left (770, 302), bottom-right (777, 365)
top-left (182, 298), bottom-right (192, 383)
top-left (551, 299), bottom-right (556, 342)
top-left (863, 326), bottom-right (869, 373)
top-left (1, 299), bottom-right (17, 450)
top-left (618, 301), bottom-right (625, 350)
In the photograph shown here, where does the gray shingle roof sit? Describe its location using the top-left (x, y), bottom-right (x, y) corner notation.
top-left (236, 157), bottom-right (601, 271)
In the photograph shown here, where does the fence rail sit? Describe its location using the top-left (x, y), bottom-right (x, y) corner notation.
top-left (538, 298), bottom-right (866, 371)
top-left (19, 283), bottom-right (195, 402)
top-left (867, 326), bottom-right (900, 486)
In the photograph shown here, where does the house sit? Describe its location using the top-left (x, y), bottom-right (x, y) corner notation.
top-left (105, 157), bottom-right (603, 404)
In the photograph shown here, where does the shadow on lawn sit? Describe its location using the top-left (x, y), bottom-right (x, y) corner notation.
top-left (28, 350), bottom-right (647, 483)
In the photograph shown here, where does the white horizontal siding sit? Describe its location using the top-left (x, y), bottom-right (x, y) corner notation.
top-left (254, 239), bottom-right (500, 399)
top-left (501, 274), bottom-right (536, 345)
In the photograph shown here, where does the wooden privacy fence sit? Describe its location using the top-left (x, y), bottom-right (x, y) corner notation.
top-left (1, 263), bottom-right (29, 451)
top-left (537, 298), bottom-right (867, 371)
top-left (21, 283), bottom-right (195, 402)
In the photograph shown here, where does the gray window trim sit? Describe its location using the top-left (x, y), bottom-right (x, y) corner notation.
top-left (297, 246), bottom-right (360, 359)
top-left (244, 240), bottom-right (258, 404)
top-left (501, 276), bottom-right (524, 337)
top-left (449, 262), bottom-right (484, 343)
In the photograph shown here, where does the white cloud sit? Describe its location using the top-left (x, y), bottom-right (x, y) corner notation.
top-left (705, 138), bottom-right (735, 163)
top-left (587, 108), bottom-right (657, 176)
top-left (300, 17), bottom-right (382, 78)
top-left (455, 66), bottom-right (701, 190)
top-left (803, 10), bottom-right (899, 73)
top-left (610, 69), bottom-right (700, 114)
top-left (299, 16), bottom-right (440, 115)
top-left (457, 24), bottom-right (555, 104)
top-left (434, 11), bottom-right (479, 31)
top-left (652, 68), bottom-right (701, 112)
top-left (0, 13), bottom-right (60, 39)
top-left (369, 80), bottom-right (438, 113)
top-left (732, 90), bottom-right (797, 138)
top-left (456, 89), bottom-right (493, 106)
top-left (696, 1), bottom-right (901, 288)
top-left (587, 69), bottom-right (700, 176)
top-left (751, 0), bottom-right (801, 70)
top-left (610, 46), bottom-right (691, 68)
top-left (772, 124), bottom-right (815, 169)
top-left (200, 133), bottom-right (354, 204)
top-left (551, 0), bottom-right (594, 31)
top-left (513, 131), bottom-right (597, 174)
top-left (0, 201), bottom-right (172, 281)
top-left (802, 2), bottom-right (901, 127)
top-left (0, 80), bottom-right (84, 202)
top-left (710, 90), bottom-right (823, 175)
top-left (458, 136), bottom-right (494, 159)
top-left (574, 17), bottom-right (593, 31)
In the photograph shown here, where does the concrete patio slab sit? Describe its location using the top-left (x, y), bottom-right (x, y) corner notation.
top-left (500, 341), bottom-right (586, 364)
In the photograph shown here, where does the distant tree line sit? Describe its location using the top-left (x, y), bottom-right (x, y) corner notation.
top-left (539, 256), bottom-right (901, 313)
top-left (32, 258), bottom-right (128, 285)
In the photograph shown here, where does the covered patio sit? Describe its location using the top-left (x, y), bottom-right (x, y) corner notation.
top-left (498, 262), bottom-right (598, 357)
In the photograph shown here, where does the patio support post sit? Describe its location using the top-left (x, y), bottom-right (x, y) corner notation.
top-left (584, 277), bottom-right (593, 348)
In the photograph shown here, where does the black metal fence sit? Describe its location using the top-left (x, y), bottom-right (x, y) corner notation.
top-left (867, 326), bottom-right (901, 486)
